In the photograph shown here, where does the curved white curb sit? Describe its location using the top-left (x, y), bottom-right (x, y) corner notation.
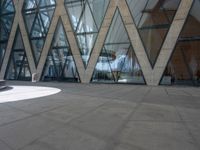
top-left (0, 86), bottom-right (61, 103)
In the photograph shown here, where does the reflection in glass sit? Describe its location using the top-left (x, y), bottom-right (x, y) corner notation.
top-left (92, 10), bottom-right (145, 84)
top-left (65, 0), bottom-right (109, 66)
top-left (0, 0), bottom-right (15, 69)
top-left (42, 20), bottom-right (80, 82)
top-left (23, 0), bottom-right (56, 64)
top-left (127, 0), bottom-right (180, 66)
top-left (6, 29), bottom-right (31, 80)
top-left (161, 0), bottom-right (200, 86)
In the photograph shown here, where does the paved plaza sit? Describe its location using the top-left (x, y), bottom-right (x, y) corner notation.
top-left (0, 81), bottom-right (200, 150)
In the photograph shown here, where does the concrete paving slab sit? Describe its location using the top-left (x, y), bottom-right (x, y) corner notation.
top-left (0, 141), bottom-right (12, 150)
top-left (130, 103), bottom-right (181, 122)
top-left (113, 143), bottom-right (140, 150)
top-left (166, 88), bottom-right (191, 96)
top-left (41, 97), bottom-right (110, 123)
top-left (118, 121), bottom-right (199, 150)
top-left (0, 116), bottom-right (64, 150)
top-left (21, 126), bottom-right (106, 150)
top-left (0, 104), bottom-right (31, 126)
top-left (185, 122), bottom-right (200, 146)
top-left (176, 107), bottom-right (200, 121)
top-left (70, 101), bottom-right (137, 138)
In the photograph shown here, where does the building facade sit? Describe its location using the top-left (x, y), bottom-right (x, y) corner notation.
top-left (0, 0), bottom-right (199, 86)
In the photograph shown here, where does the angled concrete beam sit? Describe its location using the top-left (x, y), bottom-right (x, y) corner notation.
top-left (36, 0), bottom-right (85, 81)
top-left (152, 0), bottom-right (194, 85)
top-left (1, 0), bottom-right (193, 85)
top-left (0, 1), bottom-right (18, 79)
top-left (82, 0), bottom-right (193, 85)
top-left (119, 0), bottom-right (193, 85)
top-left (0, 0), bottom-right (36, 79)
top-left (83, 0), bottom-right (118, 83)
top-left (18, 0), bottom-right (37, 74)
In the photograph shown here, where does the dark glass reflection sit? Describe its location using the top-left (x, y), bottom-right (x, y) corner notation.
top-left (127, 0), bottom-right (180, 66)
top-left (23, 0), bottom-right (56, 64)
top-left (6, 29), bottom-right (31, 81)
top-left (0, 0), bottom-right (15, 69)
top-left (65, 0), bottom-right (109, 66)
top-left (161, 0), bottom-right (200, 86)
top-left (92, 10), bottom-right (145, 84)
top-left (42, 20), bottom-right (80, 82)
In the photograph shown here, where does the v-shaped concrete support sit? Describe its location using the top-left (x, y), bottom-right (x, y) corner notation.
top-left (0, 0), bottom-right (193, 86)
top-left (83, 0), bottom-right (193, 85)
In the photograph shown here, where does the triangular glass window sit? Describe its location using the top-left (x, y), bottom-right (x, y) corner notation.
top-left (65, 0), bottom-right (83, 30)
top-left (42, 20), bottom-right (80, 82)
top-left (23, 0), bottom-right (56, 65)
top-left (39, 0), bottom-right (55, 7)
top-left (0, 0), bottom-right (15, 69)
top-left (87, 0), bottom-right (110, 29)
top-left (6, 28), bottom-right (31, 81)
top-left (127, 0), bottom-right (181, 66)
top-left (2, 0), bottom-right (15, 14)
top-left (65, 0), bottom-right (109, 67)
top-left (161, 0), bottom-right (200, 86)
top-left (30, 16), bottom-right (45, 38)
top-left (92, 9), bottom-right (145, 84)
top-left (92, 47), bottom-right (115, 83)
top-left (118, 46), bottom-right (145, 84)
top-left (76, 33), bottom-right (98, 63)
top-left (23, 0), bottom-right (37, 10)
top-left (24, 13), bottom-right (36, 33)
top-left (76, 2), bottom-right (98, 33)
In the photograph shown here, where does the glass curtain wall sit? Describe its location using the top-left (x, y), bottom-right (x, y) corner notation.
top-left (127, 0), bottom-right (180, 66)
top-left (22, 0), bottom-right (56, 65)
top-left (6, 28), bottom-right (31, 81)
top-left (161, 0), bottom-right (200, 86)
top-left (65, 0), bottom-right (109, 67)
top-left (0, 0), bottom-right (15, 69)
top-left (42, 20), bottom-right (80, 82)
top-left (92, 10), bottom-right (145, 84)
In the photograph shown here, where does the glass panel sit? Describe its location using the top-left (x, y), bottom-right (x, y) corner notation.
top-left (127, 0), bottom-right (180, 66)
top-left (76, 3), bottom-right (98, 33)
top-left (0, 0), bottom-right (15, 69)
top-left (92, 48), bottom-right (115, 83)
top-left (42, 20), bottom-right (80, 82)
top-left (40, 0), bottom-right (55, 7)
top-left (0, 43), bottom-right (6, 68)
top-left (1, 0), bottom-right (15, 13)
top-left (161, 0), bottom-right (200, 86)
top-left (65, 0), bottom-right (109, 66)
top-left (92, 10), bottom-right (145, 84)
top-left (88, 0), bottom-right (109, 29)
top-left (23, 0), bottom-right (56, 65)
top-left (118, 46), bottom-right (145, 84)
top-left (104, 44), bottom-right (130, 82)
top-left (6, 29), bottom-right (31, 81)
top-left (31, 39), bottom-right (44, 62)
top-left (76, 33), bottom-right (97, 64)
